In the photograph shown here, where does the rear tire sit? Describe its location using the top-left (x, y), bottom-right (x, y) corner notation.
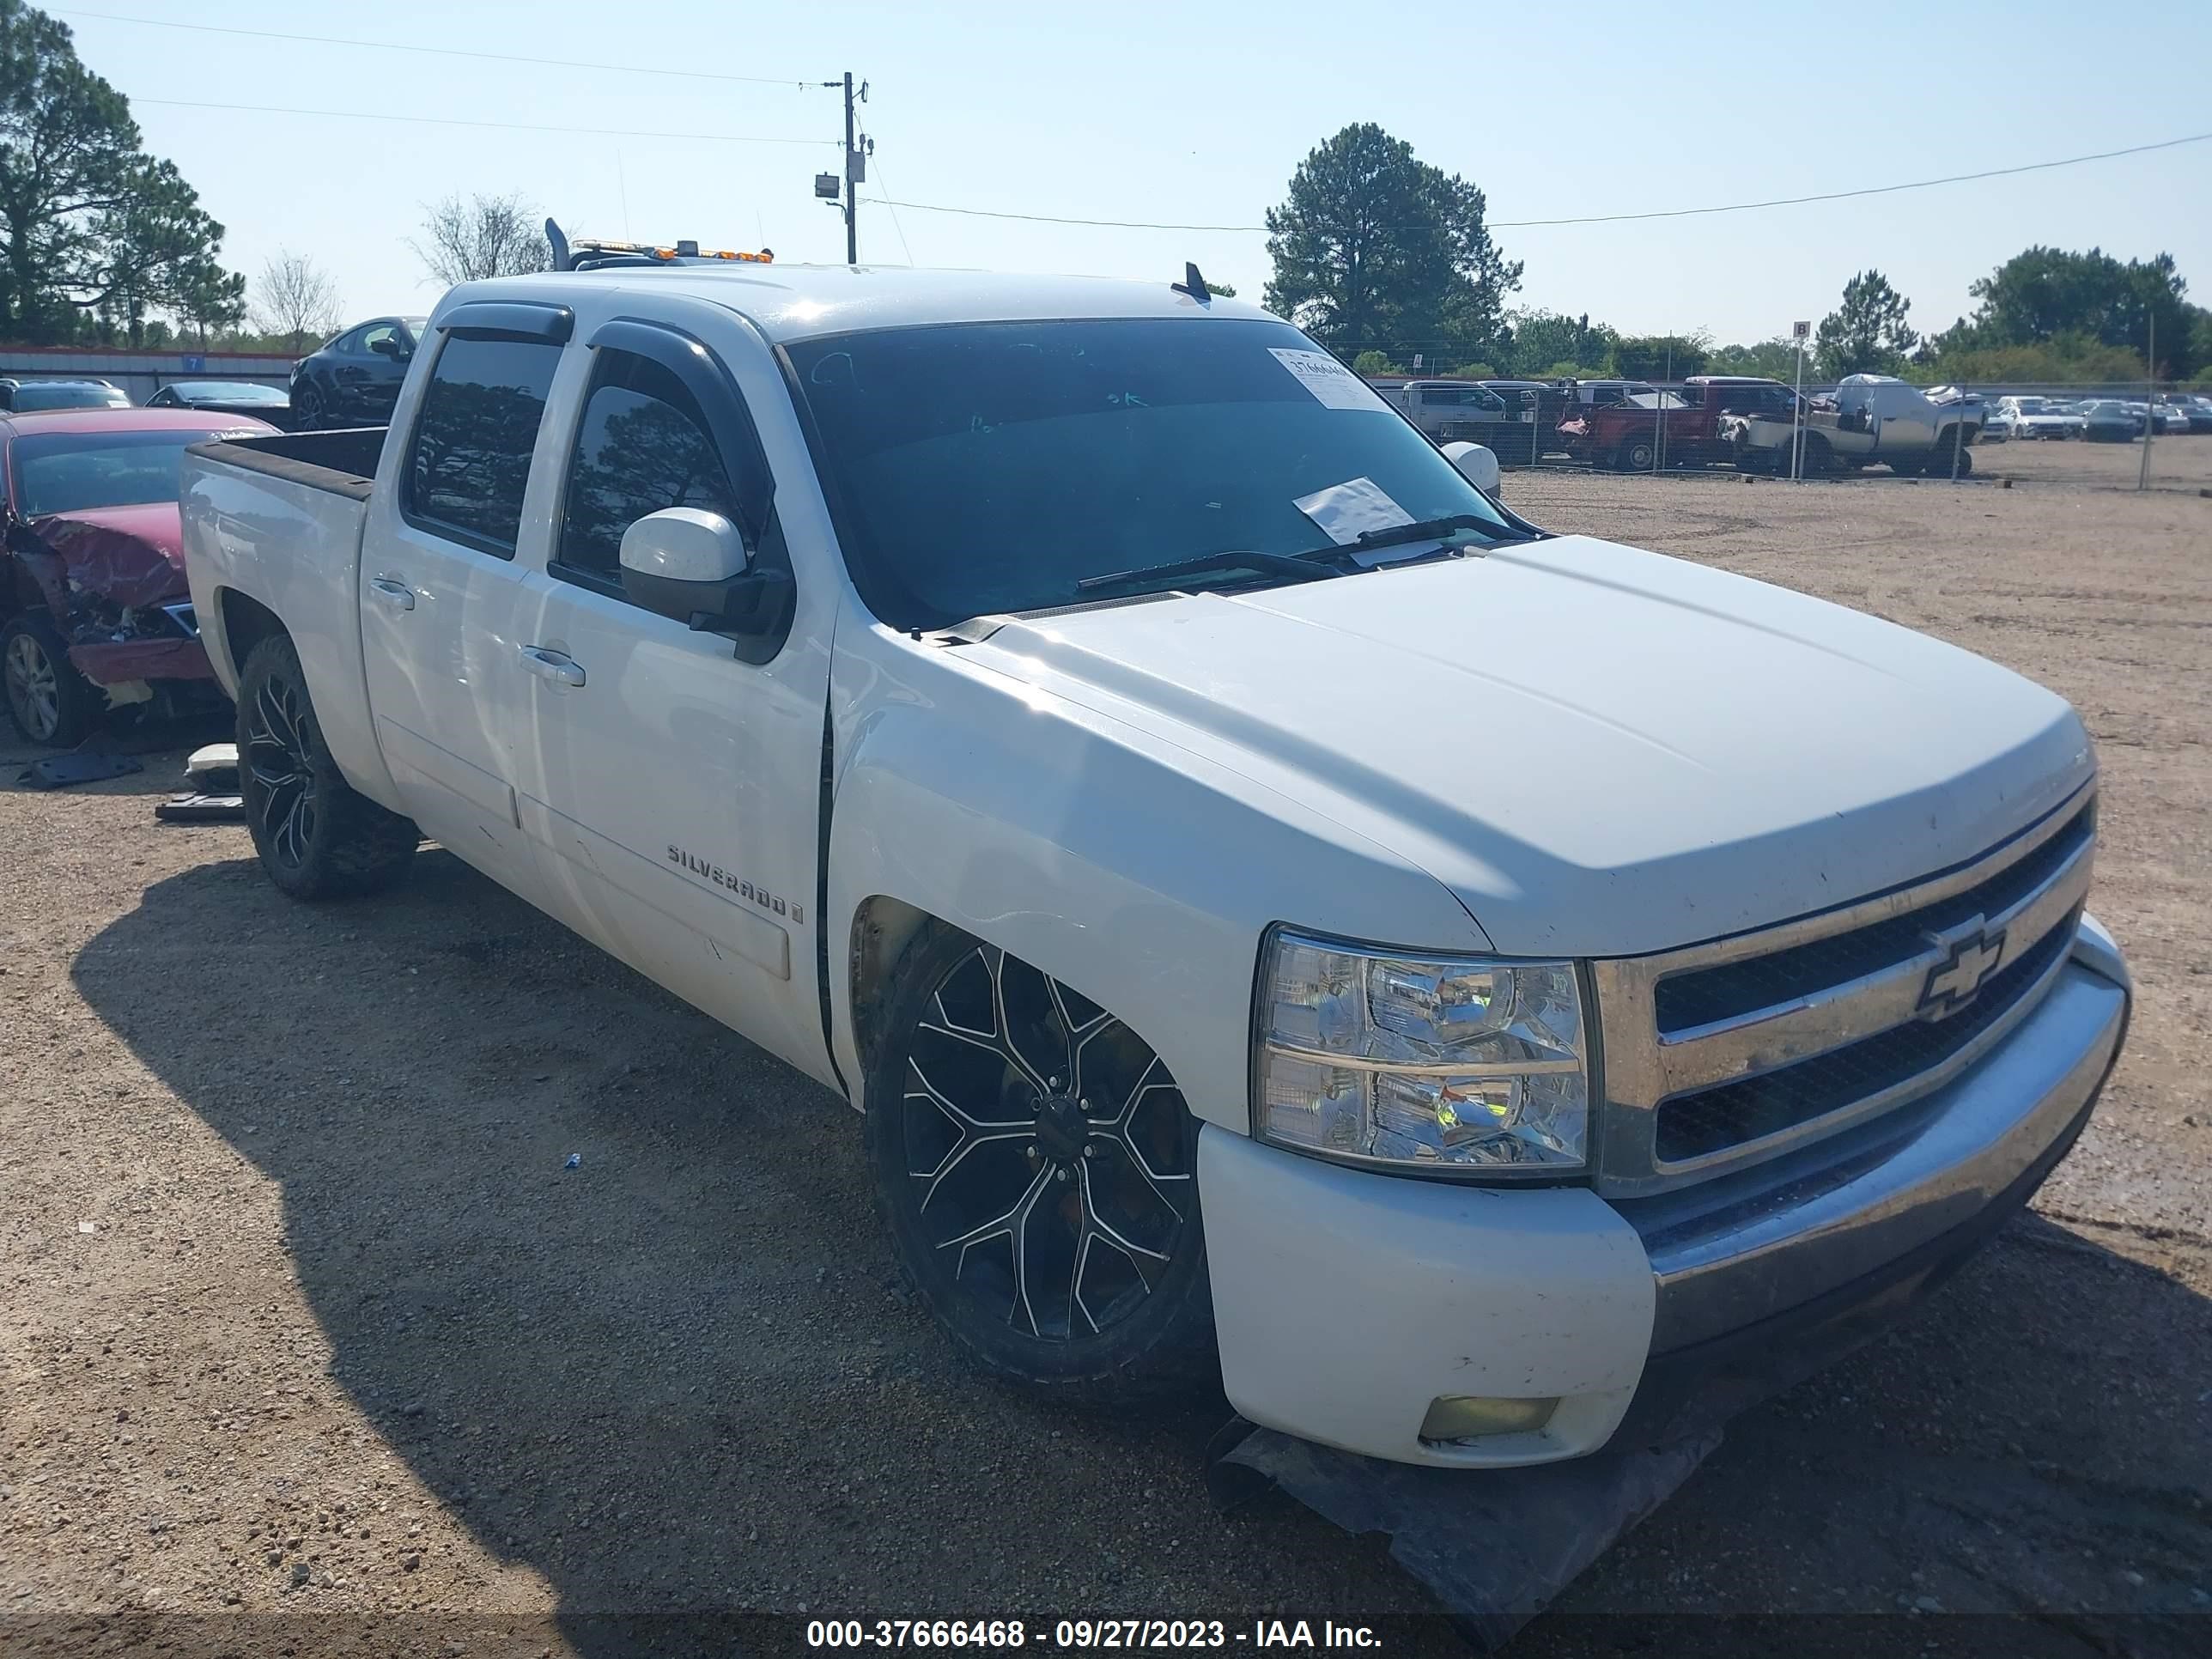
top-left (236, 635), bottom-right (418, 900)
top-left (864, 922), bottom-right (1216, 1405)
top-left (1619, 437), bottom-right (1656, 472)
top-left (1800, 434), bottom-right (1834, 477)
top-left (291, 382), bottom-right (325, 432)
top-left (1940, 435), bottom-right (1974, 477)
top-left (3, 613), bottom-right (100, 748)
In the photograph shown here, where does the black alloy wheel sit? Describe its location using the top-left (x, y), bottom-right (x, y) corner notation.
top-left (866, 927), bottom-right (1212, 1397)
top-left (244, 669), bottom-right (319, 872)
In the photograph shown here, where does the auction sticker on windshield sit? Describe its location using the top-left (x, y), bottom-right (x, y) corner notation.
top-left (1293, 477), bottom-right (1415, 546)
top-left (1268, 348), bottom-right (1386, 410)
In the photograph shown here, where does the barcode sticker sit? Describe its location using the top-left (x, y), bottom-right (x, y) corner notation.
top-left (1270, 348), bottom-right (1387, 411)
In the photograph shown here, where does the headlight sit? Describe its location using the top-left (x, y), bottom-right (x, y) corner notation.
top-left (1255, 927), bottom-right (1588, 1175)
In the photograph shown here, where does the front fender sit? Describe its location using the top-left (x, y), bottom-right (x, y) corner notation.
top-left (824, 626), bottom-right (1488, 1131)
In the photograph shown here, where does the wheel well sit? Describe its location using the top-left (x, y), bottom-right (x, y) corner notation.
top-left (218, 588), bottom-right (289, 678)
top-left (848, 895), bottom-right (934, 1074)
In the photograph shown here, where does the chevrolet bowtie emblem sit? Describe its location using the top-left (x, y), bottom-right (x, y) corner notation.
top-left (1917, 921), bottom-right (2007, 1019)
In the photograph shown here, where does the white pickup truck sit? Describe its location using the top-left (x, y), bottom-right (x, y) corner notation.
top-left (180, 255), bottom-right (2130, 1473)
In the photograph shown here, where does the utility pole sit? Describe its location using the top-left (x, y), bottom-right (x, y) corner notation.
top-left (2138, 311), bottom-right (2155, 493)
top-left (814, 73), bottom-right (869, 263)
top-left (842, 71), bottom-right (859, 264)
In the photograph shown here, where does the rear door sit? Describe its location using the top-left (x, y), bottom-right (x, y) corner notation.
top-left (506, 306), bottom-right (835, 1077)
top-left (359, 305), bottom-right (570, 906)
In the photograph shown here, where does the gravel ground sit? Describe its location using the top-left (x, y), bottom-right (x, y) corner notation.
top-left (3, 468), bottom-right (2208, 1656)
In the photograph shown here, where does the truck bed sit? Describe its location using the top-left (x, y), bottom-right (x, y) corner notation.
top-left (187, 427), bottom-right (388, 500)
top-left (179, 424), bottom-right (404, 812)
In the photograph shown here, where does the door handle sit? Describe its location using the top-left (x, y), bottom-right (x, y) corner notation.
top-left (368, 576), bottom-right (415, 611)
top-left (520, 645), bottom-right (586, 688)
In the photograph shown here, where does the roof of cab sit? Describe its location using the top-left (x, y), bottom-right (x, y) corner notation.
top-left (439, 263), bottom-right (1276, 344)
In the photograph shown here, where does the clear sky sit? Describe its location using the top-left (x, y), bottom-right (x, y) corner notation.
top-left (56, 0), bottom-right (2212, 346)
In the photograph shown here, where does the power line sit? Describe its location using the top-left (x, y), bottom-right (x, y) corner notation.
top-left (134, 97), bottom-right (836, 148)
top-left (868, 156), bottom-right (919, 267)
top-left (56, 6), bottom-right (826, 88)
top-left (858, 130), bottom-right (2212, 234)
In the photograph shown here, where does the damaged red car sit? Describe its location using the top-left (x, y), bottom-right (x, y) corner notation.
top-left (2, 408), bottom-right (277, 746)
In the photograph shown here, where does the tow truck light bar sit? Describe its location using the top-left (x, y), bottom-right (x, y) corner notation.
top-left (545, 219), bottom-right (774, 273)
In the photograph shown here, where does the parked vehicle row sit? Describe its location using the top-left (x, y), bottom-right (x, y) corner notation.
top-left (1554, 373), bottom-right (1987, 477)
top-left (0, 376), bottom-right (293, 421)
top-left (1978, 392), bottom-right (2212, 442)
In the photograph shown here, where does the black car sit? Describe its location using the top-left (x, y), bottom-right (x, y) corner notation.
top-left (147, 379), bottom-right (291, 422)
top-left (0, 378), bottom-right (131, 412)
top-left (289, 315), bottom-right (430, 429)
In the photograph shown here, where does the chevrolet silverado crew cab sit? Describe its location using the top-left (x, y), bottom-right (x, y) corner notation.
top-left (180, 247), bottom-right (2130, 1470)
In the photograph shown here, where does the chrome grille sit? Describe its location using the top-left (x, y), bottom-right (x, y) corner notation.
top-left (1590, 786), bottom-right (2096, 1196)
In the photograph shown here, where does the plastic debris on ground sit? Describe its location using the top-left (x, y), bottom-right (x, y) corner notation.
top-left (17, 751), bottom-right (143, 788)
top-left (155, 740), bottom-right (245, 823)
top-left (564, 1153), bottom-right (582, 1170)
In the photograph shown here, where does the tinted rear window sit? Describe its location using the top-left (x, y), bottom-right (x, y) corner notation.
top-left (404, 336), bottom-right (561, 556)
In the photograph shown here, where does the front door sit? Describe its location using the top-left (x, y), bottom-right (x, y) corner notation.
top-left (508, 316), bottom-right (834, 1079)
top-left (359, 324), bottom-right (562, 904)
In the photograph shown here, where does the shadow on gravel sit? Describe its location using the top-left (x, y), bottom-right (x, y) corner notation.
top-left (71, 854), bottom-right (2212, 1655)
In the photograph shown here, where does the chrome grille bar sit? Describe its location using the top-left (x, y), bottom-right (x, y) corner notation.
top-left (1591, 782), bottom-right (2096, 1197)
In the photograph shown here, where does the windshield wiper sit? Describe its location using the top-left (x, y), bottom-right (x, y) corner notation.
top-left (1073, 515), bottom-right (1522, 598)
top-left (1283, 514), bottom-right (1505, 562)
top-left (1074, 549), bottom-right (1338, 594)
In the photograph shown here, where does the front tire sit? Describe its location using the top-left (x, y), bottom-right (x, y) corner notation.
top-left (3, 613), bottom-right (100, 748)
top-left (1618, 437), bottom-right (1656, 472)
top-left (865, 925), bottom-right (1215, 1401)
top-left (237, 635), bottom-right (418, 900)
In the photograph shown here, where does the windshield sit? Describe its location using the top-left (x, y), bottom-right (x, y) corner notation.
top-left (11, 383), bottom-right (125, 410)
top-left (12, 429), bottom-right (221, 515)
top-left (787, 317), bottom-right (1517, 629)
top-left (169, 380), bottom-right (284, 401)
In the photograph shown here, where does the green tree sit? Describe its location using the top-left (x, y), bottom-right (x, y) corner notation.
top-left (1910, 334), bottom-right (2155, 386)
top-left (1956, 246), bottom-right (2197, 375)
top-left (1706, 337), bottom-right (1810, 380)
top-left (1502, 308), bottom-right (1616, 379)
top-left (0, 1), bottom-right (240, 341)
top-left (1349, 349), bottom-right (1401, 376)
top-left (1608, 333), bottom-right (1709, 380)
top-left (1265, 123), bottom-right (1521, 370)
top-left (1814, 270), bottom-right (1918, 379)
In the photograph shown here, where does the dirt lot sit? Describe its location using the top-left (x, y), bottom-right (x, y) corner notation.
top-left (4, 470), bottom-right (2209, 1656)
top-left (1972, 428), bottom-right (2212, 495)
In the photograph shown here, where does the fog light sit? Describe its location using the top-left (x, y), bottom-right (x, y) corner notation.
top-left (1419, 1395), bottom-right (1559, 1443)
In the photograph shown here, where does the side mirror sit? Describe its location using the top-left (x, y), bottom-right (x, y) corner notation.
top-left (618, 507), bottom-right (790, 639)
top-left (368, 335), bottom-right (399, 359)
top-left (1443, 441), bottom-right (1501, 496)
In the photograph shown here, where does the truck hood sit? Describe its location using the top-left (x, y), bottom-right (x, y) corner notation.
top-left (959, 534), bottom-right (2094, 957)
top-left (21, 503), bottom-right (188, 609)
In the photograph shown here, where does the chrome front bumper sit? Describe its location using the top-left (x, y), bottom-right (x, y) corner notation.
top-left (1616, 914), bottom-right (2130, 1356)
